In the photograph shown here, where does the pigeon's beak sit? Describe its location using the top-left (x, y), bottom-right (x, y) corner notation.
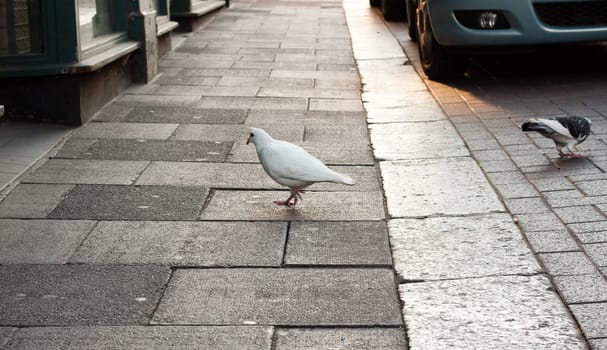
top-left (246, 136), bottom-right (251, 145)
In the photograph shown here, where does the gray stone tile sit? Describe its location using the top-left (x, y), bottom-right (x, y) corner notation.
top-left (478, 159), bottom-right (519, 172)
top-left (259, 87), bottom-right (359, 99)
top-left (270, 70), bottom-right (358, 80)
top-left (485, 171), bottom-right (527, 185)
top-left (389, 214), bottom-right (539, 281)
top-left (285, 221), bottom-right (392, 265)
top-left (575, 231), bottom-right (607, 244)
top-left (369, 121), bottom-right (469, 161)
top-left (530, 176), bottom-right (576, 191)
top-left (493, 180), bottom-right (540, 199)
top-left (577, 179), bottom-right (607, 196)
top-left (309, 98), bottom-right (364, 112)
top-left (196, 96), bottom-right (308, 110)
top-left (589, 338), bottom-right (607, 350)
top-left (48, 185), bottom-right (208, 221)
top-left (116, 94), bottom-right (200, 107)
top-left (553, 274), bottom-right (607, 304)
top-left (152, 268), bottom-right (401, 326)
top-left (73, 123), bottom-right (178, 140)
top-left (174, 124), bottom-right (304, 143)
top-left (245, 110), bottom-right (366, 126)
top-left (0, 219), bottom-right (95, 264)
top-left (0, 265), bottom-right (169, 326)
top-left (155, 75), bottom-right (220, 86)
top-left (554, 206), bottom-right (606, 224)
top-left (503, 197), bottom-right (551, 214)
top-left (525, 230), bottom-right (580, 253)
top-left (124, 107), bottom-right (247, 124)
top-left (538, 252), bottom-right (599, 276)
top-left (91, 104), bottom-right (134, 122)
top-left (570, 303), bottom-right (607, 339)
top-left (4, 326), bottom-right (273, 350)
top-left (22, 159), bottom-right (148, 185)
top-left (585, 243), bottom-right (607, 266)
top-left (136, 162), bottom-right (375, 191)
top-left (217, 76), bottom-right (314, 88)
top-left (380, 158), bottom-right (504, 217)
top-left (0, 327), bottom-right (16, 345)
top-left (157, 85), bottom-right (260, 97)
top-left (200, 190), bottom-right (385, 221)
top-left (68, 139), bottom-right (231, 162)
top-left (0, 184), bottom-right (73, 218)
top-left (401, 275), bottom-right (585, 350)
top-left (273, 328), bottom-right (406, 350)
top-left (516, 212), bottom-right (567, 232)
top-left (569, 221), bottom-right (607, 234)
top-left (71, 221), bottom-right (286, 266)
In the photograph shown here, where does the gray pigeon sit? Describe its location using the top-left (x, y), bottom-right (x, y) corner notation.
top-left (246, 128), bottom-right (355, 206)
top-left (521, 116), bottom-right (592, 158)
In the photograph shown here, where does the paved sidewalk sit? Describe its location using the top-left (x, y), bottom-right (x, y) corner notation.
top-left (0, 0), bottom-right (600, 348)
top-left (0, 0), bottom-right (405, 348)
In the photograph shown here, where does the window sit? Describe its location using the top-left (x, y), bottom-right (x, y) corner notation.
top-left (0, 0), bottom-right (43, 57)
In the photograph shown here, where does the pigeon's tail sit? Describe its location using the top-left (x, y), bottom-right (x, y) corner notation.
top-left (521, 119), bottom-right (554, 135)
top-left (339, 175), bottom-right (355, 186)
top-left (327, 169), bottom-right (355, 186)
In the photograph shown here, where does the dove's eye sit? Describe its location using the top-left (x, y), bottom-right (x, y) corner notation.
top-left (250, 133), bottom-right (254, 137)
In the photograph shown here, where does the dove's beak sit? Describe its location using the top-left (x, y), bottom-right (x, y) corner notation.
top-left (246, 136), bottom-right (251, 145)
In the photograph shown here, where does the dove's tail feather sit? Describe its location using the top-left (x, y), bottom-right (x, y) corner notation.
top-left (337, 174), bottom-right (355, 186)
top-left (522, 120), bottom-right (555, 135)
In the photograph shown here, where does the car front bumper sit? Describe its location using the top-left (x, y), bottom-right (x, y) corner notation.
top-left (427, 0), bottom-right (607, 47)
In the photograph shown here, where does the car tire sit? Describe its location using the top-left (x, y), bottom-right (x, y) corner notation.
top-left (382, 0), bottom-right (405, 21)
top-left (405, 0), bottom-right (417, 41)
top-left (417, 1), bottom-right (467, 79)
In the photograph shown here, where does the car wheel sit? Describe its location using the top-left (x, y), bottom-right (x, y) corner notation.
top-left (382, 0), bottom-right (406, 21)
top-left (370, 0), bottom-right (380, 8)
top-left (405, 0), bottom-right (417, 41)
top-left (416, 1), bottom-right (467, 79)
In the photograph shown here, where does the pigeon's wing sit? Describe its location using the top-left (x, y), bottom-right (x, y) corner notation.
top-left (259, 141), bottom-right (341, 185)
top-left (536, 118), bottom-right (574, 139)
top-left (555, 116), bottom-right (591, 141)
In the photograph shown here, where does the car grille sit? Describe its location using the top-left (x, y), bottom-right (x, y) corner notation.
top-left (534, 1), bottom-right (607, 27)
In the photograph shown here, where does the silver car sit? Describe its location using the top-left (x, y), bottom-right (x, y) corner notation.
top-left (406, 0), bottom-right (607, 79)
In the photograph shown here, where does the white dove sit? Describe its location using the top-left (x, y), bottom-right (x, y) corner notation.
top-left (246, 128), bottom-right (355, 206)
top-left (521, 116), bottom-right (592, 158)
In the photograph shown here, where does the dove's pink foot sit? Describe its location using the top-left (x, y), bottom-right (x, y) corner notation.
top-left (273, 187), bottom-right (304, 206)
top-left (561, 153), bottom-right (584, 159)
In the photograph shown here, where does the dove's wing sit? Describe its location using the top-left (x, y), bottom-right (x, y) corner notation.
top-left (259, 140), bottom-right (350, 186)
top-left (554, 116), bottom-right (591, 141)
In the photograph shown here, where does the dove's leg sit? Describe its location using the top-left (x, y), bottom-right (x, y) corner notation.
top-left (273, 187), bottom-right (304, 206)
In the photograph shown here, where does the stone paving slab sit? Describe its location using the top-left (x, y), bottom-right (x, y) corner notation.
top-left (136, 162), bottom-right (377, 191)
top-left (285, 221), bottom-right (392, 265)
top-left (537, 252), bottom-right (599, 276)
top-left (245, 110), bottom-right (367, 126)
top-left (174, 124), bottom-right (304, 143)
top-left (570, 303), bottom-right (607, 339)
top-left (200, 190), bottom-right (385, 221)
top-left (3, 326), bottom-right (273, 350)
top-left (380, 157), bottom-right (504, 217)
top-left (0, 265), bottom-right (169, 326)
top-left (400, 275), bottom-right (585, 349)
top-left (0, 327), bottom-right (16, 345)
top-left (57, 139), bottom-right (232, 162)
top-left (553, 274), bottom-right (607, 304)
top-left (48, 185), bottom-right (208, 221)
top-left (22, 159), bottom-right (148, 185)
top-left (389, 214), bottom-right (540, 281)
top-left (369, 121), bottom-right (469, 161)
top-left (273, 328), bottom-right (407, 350)
top-left (152, 268), bottom-right (402, 326)
top-left (0, 219), bottom-right (95, 264)
top-left (115, 94), bottom-right (200, 107)
top-left (71, 221), bottom-right (286, 266)
top-left (0, 184), bottom-right (73, 219)
top-left (525, 230), bottom-right (581, 253)
top-left (196, 96), bottom-right (308, 110)
top-left (124, 107), bottom-right (247, 124)
top-left (73, 122), bottom-right (178, 140)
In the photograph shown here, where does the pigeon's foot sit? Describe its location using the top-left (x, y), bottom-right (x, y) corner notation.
top-left (273, 200), bottom-right (293, 206)
top-left (561, 153), bottom-right (584, 159)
